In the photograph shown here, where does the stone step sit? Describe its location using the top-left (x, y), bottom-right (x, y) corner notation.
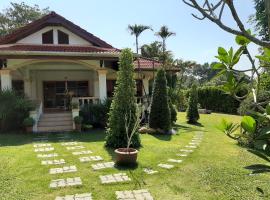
top-left (38, 120), bottom-right (73, 127)
top-left (40, 116), bottom-right (72, 122)
top-left (42, 112), bottom-right (72, 118)
top-left (37, 125), bottom-right (73, 132)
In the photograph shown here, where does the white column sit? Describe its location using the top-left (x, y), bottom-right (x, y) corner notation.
top-left (0, 69), bottom-right (12, 90)
top-left (97, 69), bottom-right (107, 101)
top-left (24, 69), bottom-right (31, 98)
top-left (142, 76), bottom-right (150, 96)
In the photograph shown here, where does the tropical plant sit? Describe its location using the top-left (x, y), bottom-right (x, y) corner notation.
top-left (141, 41), bottom-right (162, 59)
top-left (149, 68), bottom-right (171, 131)
top-left (218, 118), bottom-right (240, 140)
top-left (186, 84), bottom-right (200, 124)
top-left (106, 48), bottom-right (141, 148)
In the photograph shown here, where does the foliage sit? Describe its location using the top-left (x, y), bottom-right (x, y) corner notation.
top-left (0, 2), bottom-right (49, 36)
top-left (260, 72), bottom-right (270, 91)
top-left (149, 68), bottom-right (171, 131)
top-left (186, 84), bottom-right (199, 124)
top-left (74, 116), bottom-right (83, 125)
top-left (141, 41), bottom-right (162, 59)
top-left (0, 90), bottom-right (34, 132)
top-left (169, 100), bottom-right (177, 124)
top-left (80, 99), bottom-right (111, 128)
top-left (106, 49), bottom-right (140, 148)
top-left (23, 117), bottom-right (35, 127)
top-left (217, 119), bottom-right (240, 140)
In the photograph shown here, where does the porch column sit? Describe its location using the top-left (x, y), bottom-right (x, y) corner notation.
top-left (142, 76), bottom-right (150, 96)
top-left (0, 69), bottom-right (12, 90)
top-left (24, 69), bottom-right (31, 98)
top-left (97, 69), bottom-right (107, 101)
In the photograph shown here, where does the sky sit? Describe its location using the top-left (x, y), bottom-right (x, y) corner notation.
top-left (0, 0), bottom-right (259, 69)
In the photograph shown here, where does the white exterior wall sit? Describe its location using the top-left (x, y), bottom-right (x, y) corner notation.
top-left (17, 26), bottom-right (92, 45)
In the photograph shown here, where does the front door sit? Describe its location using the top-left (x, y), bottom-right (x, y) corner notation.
top-left (43, 81), bottom-right (89, 111)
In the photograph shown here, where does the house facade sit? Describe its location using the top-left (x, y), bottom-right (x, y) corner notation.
top-left (0, 12), bottom-right (161, 132)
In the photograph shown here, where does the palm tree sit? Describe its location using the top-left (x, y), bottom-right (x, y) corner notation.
top-left (128, 24), bottom-right (152, 54)
top-left (155, 26), bottom-right (176, 66)
top-left (141, 41), bottom-right (162, 59)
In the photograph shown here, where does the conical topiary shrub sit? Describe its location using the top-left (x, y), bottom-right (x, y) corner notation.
top-left (149, 68), bottom-right (171, 131)
top-left (105, 48), bottom-right (141, 148)
top-left (186, 84), bottom-right (200, 124)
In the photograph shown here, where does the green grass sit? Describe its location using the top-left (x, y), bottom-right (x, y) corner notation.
top-left (0, 112), bottom-right (270, 200)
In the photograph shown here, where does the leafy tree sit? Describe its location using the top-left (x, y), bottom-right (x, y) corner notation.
top-left (141, 41), bottom-right (162, 59)
top-left (0, 2), bottom-right (49, 36)
top-left (105, 49), bottom-right (140, 148)
top-left (149, 69), bottom-right (171, 131)
top-left (186, 84), bottom-right (200, 124)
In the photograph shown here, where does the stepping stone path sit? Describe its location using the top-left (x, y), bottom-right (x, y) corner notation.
top-left (55, 193), bottom-right (92, 200)
top-left (66, 146), bottom-right (85, 150)
top-left (176, 154), bottom-right (188, 157)
top-left (72, 150), bottom-right (93, 155)
top-left (116, 189), bottom-right (154, 200)
top-left (50, 165), bottom-right (77, 174)
top-left (168, 159), bottom-right (182, 163)
top-left (37, 153), bottom-right (58, 158)
top-left (100, 173), bottom-right (131, 184)
top-left (79, 156), bottom-right (103, 163)
top-left (42, 159), bottom-right (65, 165)
top-left (33, 143), bottom-right (51, 147)
top-left (34, 147), bottom-right (54, 152)
top-left (49, 177), bottom-right (82, 188)
top-left (91, 162), bottom-right (115, 170)
top-left (185, 145), bottom-right (197, 149)
top-left (158, 163), bottom-right (174, 169)
top-left (61, 142), bottom-right (79, 146)
top-left (143, 168), bottom-right (158, 175)
top-left (180, 149), bottom-right (193, 153)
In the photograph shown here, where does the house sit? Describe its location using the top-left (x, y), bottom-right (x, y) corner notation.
top-left (0, 12), bottom-right (163, 132)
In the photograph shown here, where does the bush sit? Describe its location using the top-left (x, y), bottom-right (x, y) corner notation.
top-left (186, 84), bottom-right (199, 124)
top-left (169, 100), bottom-right (177, 124)
top-left (0, 90), bottom-right (34, 132)
top-left (105, 49), bottom-right (141, 148)
top-left (149, 69), bottom-right (171, 131)
top-left (259, 72), bottom-right (270, 91)
top-left (74, 116), bottom-right (83, 124)
top-left (80, 99), bottom-right (111, 128)
top-left (23, 117), bottom-right (35, 127)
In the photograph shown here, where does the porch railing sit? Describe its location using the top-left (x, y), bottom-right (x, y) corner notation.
top-left (72, 97), bottom-right (100, 108)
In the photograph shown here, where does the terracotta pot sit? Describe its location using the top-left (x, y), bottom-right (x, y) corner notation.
top-left (114, 148), bottom-right (138, 164)
top-left (75, 124), bottom-right (81, 132)
top-left (25, 126), bottom-right (33, 133)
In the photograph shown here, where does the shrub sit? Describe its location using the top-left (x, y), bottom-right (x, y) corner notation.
top-left (80, 99), bottom-right (111, 128)
top-left (169, 100), bottom-right (177, 124)
top-left (186, 84), bottom-right (200, 124)
top-left (105, 49), bottom-right (141, 148)
top-left (259, 72), bottom-right (270, 91)
top-left (74, 116), bottom-right (83, 125)
top-left (23, 117), bottom-right (35, 127)
top-left (0, 90), bottom-right (34, 132)
top-left (149, 69), bottom-right (171, 131)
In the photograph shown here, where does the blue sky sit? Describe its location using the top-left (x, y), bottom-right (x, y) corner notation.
top-left (0, 0), bottom-right (258, 68)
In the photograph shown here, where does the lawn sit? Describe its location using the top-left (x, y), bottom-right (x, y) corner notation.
top-left (0, 112), bottom-right (270, 200)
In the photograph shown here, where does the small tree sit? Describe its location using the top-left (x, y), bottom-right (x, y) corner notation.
top-left (149, 68), bottom-right (171, 131)
top-left (186, 84), bottom-right (200, 124)
top-left (105, 48), bottom-right (141, 148)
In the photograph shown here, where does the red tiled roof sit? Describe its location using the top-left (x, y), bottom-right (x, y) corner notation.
top-left (0, 44), bottom-right (119, 53)
top-left (134, 57), bottom-right (162, 70)
top-left (0, 12), bottom-right (114, 48)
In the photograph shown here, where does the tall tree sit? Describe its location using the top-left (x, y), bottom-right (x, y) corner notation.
top-left (186, 84), bottom-right (200, 124)
top-left (0, 2), bottom-right (49, 36)
top-left (155, 26), bottom-right (176, 66)
top-left (141, 41), bottom-right (162, 59)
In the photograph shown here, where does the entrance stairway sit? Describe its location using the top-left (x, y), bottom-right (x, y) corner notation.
top-left (37, 112), bottom-right (73, 132)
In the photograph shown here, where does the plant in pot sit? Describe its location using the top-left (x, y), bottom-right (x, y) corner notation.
top-left (23, 117), bottom-right (35, 133)
top-left (114, 106), bottom-right (142, 165)
top-left (74, 116), bottom-right (83, 132)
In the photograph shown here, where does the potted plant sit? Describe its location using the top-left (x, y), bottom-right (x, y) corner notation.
top-left (74, 116), bottom-right (83, 132)
top-left (114, 107), bottom-right (142, 165)
top-left (23, 117), bottom-right (35, 133)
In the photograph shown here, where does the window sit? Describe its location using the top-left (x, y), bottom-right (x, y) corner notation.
top-left (58, 30), bottom-right (69, 44)
top-left (42, 30), bottom-right (54, 44)
top-left (106, 80), bottom-right (116, 97)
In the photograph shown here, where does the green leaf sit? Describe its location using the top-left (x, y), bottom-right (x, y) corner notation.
top-left (254, 140), bottom-right (268, 151)
top-left (255, 55), bottom-right (270, 64)
top-left (212, 63), bottom-right (226, 70)
top-left (241, 116), bottom-right (256, 134)
top-left (235, 35), bottom-right (250, 46)
top-left (266, 104), bottom-right (270, 115)
top-left (218, 47), bottom-right (228, 56)
top-left (248, 149), bottom-right (270, 162)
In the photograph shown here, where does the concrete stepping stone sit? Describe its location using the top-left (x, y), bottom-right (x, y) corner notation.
top-left (42, 159), bottom-right (65, 165)
top-left (50, 165), bottom-right (77, 174)
top-left (34, 147), bottom-right (54, 152)
top-left (49, 177), bottom-right (82, 188)
top-left (100, 173), bottom-right (131, 184)
top-left (143, 168), bottom-right (158, 175)
top-left (180, 149), bottom-right (193, 153)
top-left (185, 145), bottom-right (197, 149)
top-left (168, 159), bottom-right (183, 163)
top-left (189, 142), bottom-right (199, 145)
top-left (61, 142), bottom-right (79, 146)
top-left (33, 143), bottom-right (51, 148)
top-left (91, 162), bottom-right (115, 170)
top-left (79, 156), bottom-right (103, 163)
top-left (55, 193), bottom-right (92, 200)
top-left (116, 189), bottom-right (154, 200)
top-left (176, 154), bottom-right (188, 157)
top-left (66, 146), bottom-right (85, 150)
top-left (37, 153), bottom-right (58, 158)
top-left (72, 150), bottom-right (93, 155)
top-left (158, 163), bottom-right (174, 169)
